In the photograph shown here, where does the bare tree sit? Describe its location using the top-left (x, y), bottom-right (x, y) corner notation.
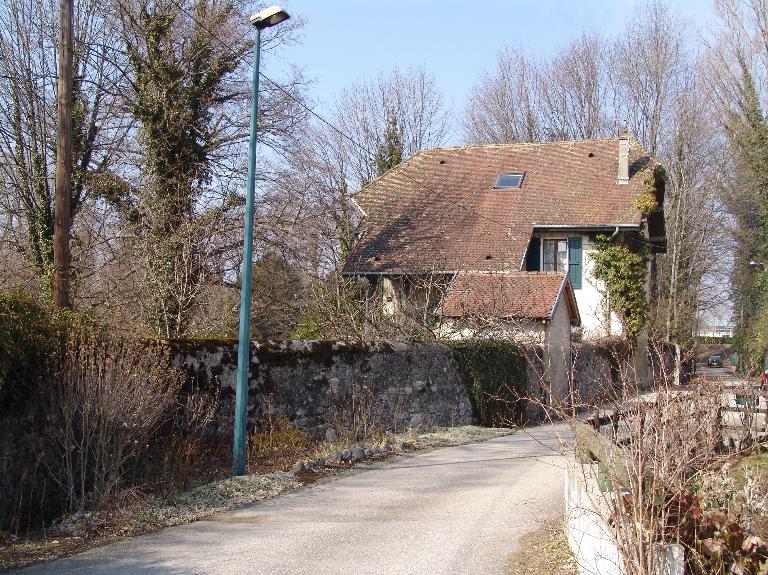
top-left (540, 33), bottom-right (611, 140)
top-left (463, 45), bottom-right (543, 144)
top-left (609, 1), bottom-right (689, 156)
top-left (706, 0), bottom-right (768, 365)
top-left (333, 66), bottom-right (451, 185)
top-left (652, 73), bottom-right (726, 379)
top-left (0, 0), bottom-right (129, 296)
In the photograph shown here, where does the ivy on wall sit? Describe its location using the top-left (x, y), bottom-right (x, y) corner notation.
top-left (591, 232), bottom-right (649, 341)
top-left (634, 166), bottom-right (665, 215)
top-left (448, 340), bottom-right (528, 427)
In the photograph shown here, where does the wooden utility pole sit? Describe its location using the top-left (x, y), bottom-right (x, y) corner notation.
top-left (53, 0), bottom-right (73, 309)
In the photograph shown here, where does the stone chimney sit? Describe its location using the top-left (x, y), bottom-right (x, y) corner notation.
top-left (617, 128), bottom-right (630, 185)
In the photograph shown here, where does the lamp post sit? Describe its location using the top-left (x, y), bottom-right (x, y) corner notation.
top-left (233, 5), bottom-right (290, 477)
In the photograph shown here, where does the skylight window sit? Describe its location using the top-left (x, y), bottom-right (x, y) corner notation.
top-left (494, 172), bottom-right (524, 188)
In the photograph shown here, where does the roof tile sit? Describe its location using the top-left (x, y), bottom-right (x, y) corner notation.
top-left (344, 139), bottom-right (656, 274)
top-left (440, 271), bottom-right (567, 320)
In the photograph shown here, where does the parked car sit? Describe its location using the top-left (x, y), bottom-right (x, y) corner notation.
top-left (707, 355), bottom-right (723, 368)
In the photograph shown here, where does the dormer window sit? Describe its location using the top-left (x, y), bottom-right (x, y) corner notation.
top-left (494, 172), bottom-right (524, 188)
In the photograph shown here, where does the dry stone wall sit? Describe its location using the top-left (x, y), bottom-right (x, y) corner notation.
top-left (171, 340), bottom-right (477, 438)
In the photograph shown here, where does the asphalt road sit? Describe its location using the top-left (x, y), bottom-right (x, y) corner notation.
top-left (15, 424), bottom-right (568, 575)
top-left (696, 364), bottom-right (742, 384)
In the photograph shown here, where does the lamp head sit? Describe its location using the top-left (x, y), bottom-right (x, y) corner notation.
top-left (250, 5), bottom-right (290, 29)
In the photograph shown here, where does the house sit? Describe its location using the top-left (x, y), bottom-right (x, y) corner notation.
top-left (438, 270), bottom-right (581, 402)
top-left (342, 133), bottom-right (666, 394)
top-left (697, 319), bottom-right (734, 339)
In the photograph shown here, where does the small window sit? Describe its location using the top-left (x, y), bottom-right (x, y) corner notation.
top-left (494, 172), bottom-right (524, 188)
top-left (542, 239), bottom-right (568, 272)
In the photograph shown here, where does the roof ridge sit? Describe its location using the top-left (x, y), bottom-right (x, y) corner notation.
top-left (457, 270), bottom-right (566, 276)
top-left (412, 137), bottom-right (653, 160)
top-left (426, 138), bottom-right (621, 151)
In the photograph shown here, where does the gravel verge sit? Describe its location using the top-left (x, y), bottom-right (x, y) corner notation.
top-left (504, 519), bottom-right (578, 575)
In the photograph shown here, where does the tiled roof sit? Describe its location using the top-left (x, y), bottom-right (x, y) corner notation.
top-left (439, 271), bottom-right (578, 323)
top-left (343, 139), bottom-right (657, 274)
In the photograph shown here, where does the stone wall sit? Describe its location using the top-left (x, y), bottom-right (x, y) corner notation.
top-left (171, 340), bottom-right (477, 438)
top-left (1, 337), bottom-right (565, 532)
top-left (572, 340), bottom-right (625, 407)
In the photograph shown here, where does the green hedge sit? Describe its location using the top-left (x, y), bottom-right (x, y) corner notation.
top-left (697, 335), bottom-right (734, 345)
top-left (449, 340), bottom-right (528, 427)
top-left (0, 292), bottom-right (63, 415)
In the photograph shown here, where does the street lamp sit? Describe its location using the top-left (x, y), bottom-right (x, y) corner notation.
top-left (233, 5), bottom-right (290, 477)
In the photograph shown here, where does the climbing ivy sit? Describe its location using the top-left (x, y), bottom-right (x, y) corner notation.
top-left (448, 340), bottom-right (528, 427)
top-left (634, 166), bottom-right (665, 215)
top-left (591, 232), bottom-right (649, 340)
top-left (635, 178), bottom-right (658, 215)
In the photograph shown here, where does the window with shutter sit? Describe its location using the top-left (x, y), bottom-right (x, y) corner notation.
top-left (543, 239), bottom-right (568, 272)
top-left (568, 237), bottom-right (582, 289)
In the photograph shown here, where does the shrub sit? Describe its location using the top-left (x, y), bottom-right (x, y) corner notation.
top-left (47, 332), bottom-right (184, 512)
top-left (0, 292), bottom-right (60, 415)
top-left (248, 413), bottom-right (317, 472)
top-left (449, 340), bottom-right (528, 427)
top-left (670, 492), bottom-right (767, 575)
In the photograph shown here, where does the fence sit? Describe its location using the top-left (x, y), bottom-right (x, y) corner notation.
top-left (720, 387), bottom-right (768, 448)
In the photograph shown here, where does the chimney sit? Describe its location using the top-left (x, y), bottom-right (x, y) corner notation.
top-left (617, 128), bottom-right (629, 185)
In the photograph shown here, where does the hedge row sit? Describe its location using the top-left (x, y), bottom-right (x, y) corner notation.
top-left (0, 292), bottom-right (88, 416)
top-left (449, 340), bottom-right (528, 427)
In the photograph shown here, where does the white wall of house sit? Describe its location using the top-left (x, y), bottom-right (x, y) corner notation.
top-left (546, 294), bottom-right (572, 405)
top-left (436, 318), bottom-right (547, 343)
top-left (535, 231), bottom-right (621, 339)
top-left (381, 276), bottom-right (402, 317)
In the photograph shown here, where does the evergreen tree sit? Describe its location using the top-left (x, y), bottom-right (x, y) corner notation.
top-left (374, 113), bottom-right (404, 177)
top-left (724, 55), bottom-right (768, 365)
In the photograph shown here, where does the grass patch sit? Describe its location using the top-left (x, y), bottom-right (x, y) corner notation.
top-left (504, 520), bottom-right (578, 575)
top-left (411, 425), bottom-right (513, 449)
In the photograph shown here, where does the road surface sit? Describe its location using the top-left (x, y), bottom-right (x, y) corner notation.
top-left (14, 424), bottom-right (568, 575)
top-left (696, 364), bottom-right (741, 385)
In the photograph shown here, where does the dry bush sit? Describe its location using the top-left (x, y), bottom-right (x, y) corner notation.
top-left (248, 411), bottom-right (317, 472)
top-left (562, 345), bottom-right (768, 575)
top-left (47, 333), bottom-right (183, 513)
top-left (148, 384), bottom-right (221, 494)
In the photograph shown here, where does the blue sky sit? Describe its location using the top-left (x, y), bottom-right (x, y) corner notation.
top-left (271, 0), bottom-right (714, 143)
